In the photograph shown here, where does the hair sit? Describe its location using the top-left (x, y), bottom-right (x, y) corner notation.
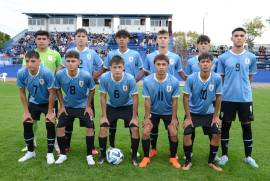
top-left (115, 29), bottom-right (130, 38)
top-left (153, 54), bottom-right (169, 64)
top-left (197, 35), bottom-right (211, 44)
top-left (25, 50), bottom-right (40, 59)
top-left (232, 27), bottom-right (246, 34)
top-left (64, 50), bottom-right (80, 60)
top-left (157, 29), bottom-right (169, 36)
top-left (34, 30), bottom-right (50, 38)
top-left (110, 55), bottom-right (125, 66)
top-left (75, 28), bottom-right (88, 36)
top-left (198, 52), bottom-right (213, 62)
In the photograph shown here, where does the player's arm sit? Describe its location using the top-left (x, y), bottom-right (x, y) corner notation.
top-left (143, 97), bottom-right (152, 130)
top-left (56, 89), bottom-right (67, 116)
top-left (211, 94), bottom-right (222, 127)
top-left (130, 94), bottom-right (139, 126)
top-left (19, 88), bottom-right (32, 122)
top-left (178, 70), bottom-right (187, 81)
top-left (46, 88), bottom-right (56, 122)
top-left (183, 93), bottom-right (193, 128)
top-left (99, 93), bottom-right (109, 125)
top-left (85, 88), bottom-right (95, 117)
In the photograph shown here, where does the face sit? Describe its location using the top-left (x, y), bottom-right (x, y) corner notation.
top-left (231, 31), bottom-right (246, 48)
top-left (156, 33), bottom-right (169, 48)
top-left (110, 62), bottom-right (124, 79)
top-left (199, 58), bottom-right (212, 72)
top-left (65, 57), bottom-right (80, 71)
top-left (116, 36), bottom-right (129, 48)
top-left (25, 57), bottom-right (40, 72)
top-left (155, 59), bottom-right (168, 75)
top-left (197, 41), bottom-right (210, 53)
top-left (35, 35), bottom-right (50, 50)
top-left (75, 32), bottom-right (88, 47)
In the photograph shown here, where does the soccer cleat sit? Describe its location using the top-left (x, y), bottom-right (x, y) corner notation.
top-left (139, 157), bottom-right (151, 168)
top-left (18, 151), bottom-right (36, 162)
top-left (149, 149), bottom-right (158, 158)
top-left (244, 156), bottom-right (259, 168)
top-left (132, 157), bottom-right (139, 166)
top-left (55, 154), bottom-right (67, 164)
top-left (46, 153), bottom-right (55, 165)
top-left (209, 162), bottom-right (223, 172)
top-left (97, 156), bottom-right (106, 165)
top-left (218, 155), bottom-right (228, 166)
top-left (86, 155), bottom-right (95, 166)
top-left (169, 158), bottom-right (181, 168)
top-left (92, 149), bottom-right (99, 155)
top-left (182, 160), bottom-right (192, 170)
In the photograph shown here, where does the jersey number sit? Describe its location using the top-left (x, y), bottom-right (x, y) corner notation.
top-left (200, 89), bottom-right (207, 100)
top-left (114, 90), bottom-right (120, 98)
top-left (158, 91), bottom-right (164, 101)
top-left (33, 85), bottom-right (38, 95)
top-left (235, 63), bottom-right (240, 71)
top-left (70, 86), bottom-right (76, 95)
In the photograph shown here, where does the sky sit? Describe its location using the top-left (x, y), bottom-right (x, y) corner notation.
top-left (0, 0), bottom-right (270, 45)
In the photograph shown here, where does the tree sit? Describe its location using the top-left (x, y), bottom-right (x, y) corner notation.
top-left (243, 17), bottom-right (265, 50)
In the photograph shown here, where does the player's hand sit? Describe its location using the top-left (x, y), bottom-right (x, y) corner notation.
top-left (142, 118), bottom-right (153, 133)
top-left (182, 118), bottom-right (193, 129)
top-left (84, 106), bottom-right (93, 119)
top-left (23, 112), bottom-right (33, 123)
top-left (58, 106), bottom-right (68, 117)
top-left (130, 116), bottom-right (139, 127)
top-left (169, 118), bottom-right (179, 128)
top-left (211, 115), bottom-right (221, 128)
top-left (46, 111), bottom-right (56, 123)
top-left (99, 116), bottom-right (109, 126)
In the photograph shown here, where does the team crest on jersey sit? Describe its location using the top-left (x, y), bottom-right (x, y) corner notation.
top-left (208, 84), bottom-right (214, 91)
top-left (79, 80), bottom-right (84, 87)
top-left (123, 85), bottom-right (128, 92)
top-left (245, 58), bottom-right (250, 64)
top-left (129, 56), bottom-right (134, 62)
top-left (48, 55), bottom-right (53, 61)
top-left (169, 59), bottom-right (174, 65)
top-left (87, 53), bottom-right (92, 60)
top-left (39, 79), bottom-right (44, 85)
top-left (166, 85), bottom-right (172, 92)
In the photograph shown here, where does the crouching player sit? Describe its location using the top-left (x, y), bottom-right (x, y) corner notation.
top-left (54, 50), bottom-right (96, 165)
top-left (98, 55), bottom-right (140, 166)
top-left (17, 50), bottom-right (56, 164)
top-left (182, 53), bottom-right (222, 171)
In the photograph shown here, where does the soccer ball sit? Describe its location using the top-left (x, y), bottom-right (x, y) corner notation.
top-left (106, 148), bottom-right (124, 165)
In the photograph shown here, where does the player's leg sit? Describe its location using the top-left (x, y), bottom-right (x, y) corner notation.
top-left (149, 122), bottom-right (159, 157)
top-left (65, 120), bottom-right (74, 152)
top-left (90, 97), bottom-right (98, 155)
top-left (182, 125), bottom-right (194, 170)
top-left (98, 122), bottom-right (109, 164)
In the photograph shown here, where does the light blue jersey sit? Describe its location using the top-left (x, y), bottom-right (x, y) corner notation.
top-left (142, 73), bottom-right (179, 115)
top-left (183, 72), bottom-right (222, 114)
top-left (54, 68), bottom-right (95, 108)
top-left (62, 47), bottom-right (103, 74)
top-left (17, 66), bottom-right (54, 104)
top-left (217, 50), bottom-right (257, 102)
top-left (103, 49), bottom-right (143, 77)
top-left (99, 72), bottom-right (138, 107)
top-left (185, 55), bottom-right (218, 75)
top-left (143, 50), bottom-right (183, 76)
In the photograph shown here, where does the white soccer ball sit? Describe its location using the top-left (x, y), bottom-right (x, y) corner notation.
top-left (106, 148), bottom-right (124, 165)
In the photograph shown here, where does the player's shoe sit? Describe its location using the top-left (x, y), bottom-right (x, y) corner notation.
top-left (139, 157), bottom-right (151, 168)
top-left (18, 151), bottom-right (36, 162)
top-left (244, 156), bottom-right (259, 168)
top-left (149, 149), bottom-right (158, 158)
top-left (97, 156), bottom-right (106, 164)
top-left (92, 149), bottom-right (99, 155)
top-left (208, 162), bottom-right (223, 172)
top-left (86, 155), bottom-right (95, 166)
top-left (46, 153), bottom-right (55, 165)
top-left (169, 157), bottom-right (181, 168)
top-left (182, 160), bottom-right (192, 170)
top-left (218, 155), bottom-right (228, 166)
top-left (132, 156), bottom-right (139, 166)
top-left (55, 154), bottom-right (67, 164)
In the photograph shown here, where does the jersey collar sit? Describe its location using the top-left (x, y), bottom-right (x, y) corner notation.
top-left (154, 73), bottom-right (168, 83)
top-left (75, 47), bottom-right (88, 53)
top-left (198, 72), bottom-right (212, 83)
top-left (157, 50), bottom-right (170, 56)
top-left (66, 68), bottom-right (80, 79)
top-left (28, 66), bottom-right (41, 77)
top-left (229, 49), bottom-right (246, 56)
top-left (111, 72), bottom-right (125, 83)
top-left (117, 48), bottom-right (129, 55)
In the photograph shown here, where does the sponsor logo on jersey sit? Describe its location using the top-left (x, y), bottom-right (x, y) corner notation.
top-left (39, 79), bottom-right (44, 85)
top-left (123, 85), bottom-right (128, 92)
top-left (166, 85), bottom-right (172, 92)
top-left (79, 80), bottom-right (84, 87)
top-left (209, 84), bottom-right (214, 91)
top-left (245, 58), bottom-right (250, 64)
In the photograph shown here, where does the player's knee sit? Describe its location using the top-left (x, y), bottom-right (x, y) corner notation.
top-left (99, 127), bottom-right (108, 137)
top-left (130, 127), bottom-right (139, 139)
top-left (57, 127), bottom-right (65, 136)
top-left (183, 134), bottom-right (192, 145)
top-left (142, 128), bottom-right (151, 139)
top-left (86, 128), bottom-right (94, 136)
top-left (211, 134), bottom-right (220, 145)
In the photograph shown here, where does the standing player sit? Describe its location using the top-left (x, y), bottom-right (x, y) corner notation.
top-left (54, 50), bottom-right (96, 165)
top-left (62, 28), bottom-right (102, 154)
top-left (182, 53), bottom-right (222, 171)
top-left (141, 29), bottom-right (187, 158)
top-left (21, 30), bottom-right (61, 152)
top-left (98, 55), bottom-right (140, 166)
top-left (17, 50), bottom-right (56, 164)
top-left (139, 55), bottom-right (181, 168)
top-left (217, 27), bottom-right (258, 168)
top-left (103, 29), bottom-right (143, 150)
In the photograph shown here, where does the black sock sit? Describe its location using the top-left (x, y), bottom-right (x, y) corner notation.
top-left (169, 140), bottom-right (178, 158)
top-left (131, 138), bottom-right (140, 159)
top-left (65, 124), bottom-right (73, 148)
top-left (221, 121), bottom-right (231, 156)
top-left (191, 131), bottom-right (195, 153)
top-left (86, 136), bottom-right (94, 155)
top-left (142, 139), bottom-right (150, 157)
top-left (99, 137), bottom-right (107, 158)
top-left (183, 145), bottom-right (192, 161)
top-left (57, 136), bottom-right (66, 155)
top-left (23, 122), bottom-right (34, 152)
top-left (241, 123), bottom-right (253, 157)
top-left (46, 122), bottom-right (55, 153)
top-left (208, 144), bottom-right (219, 163)
top-left (150, 126), bottom-right (158, 149)
top-left (109, 127), bottom-right (116, 147)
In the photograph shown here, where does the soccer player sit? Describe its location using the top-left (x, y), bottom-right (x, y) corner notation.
top-left (21, 30), bottom-right (61, 152)
top-left (217, 27), bottom-right (258, 168)
top-left (141, 29), bottom-right (187, 158)
top-left (54, 50), bottom-right (96, 165)
top-left (62, 28), bottom-right (102, 154)
top-left (139, 54), bottom-right (181, 168)
top-left (182, 53), bottom-right (222, 171)
top-left (17, 50), bottom-right (56, 164)
top-left (103, 29), bottom-right (143, 150)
